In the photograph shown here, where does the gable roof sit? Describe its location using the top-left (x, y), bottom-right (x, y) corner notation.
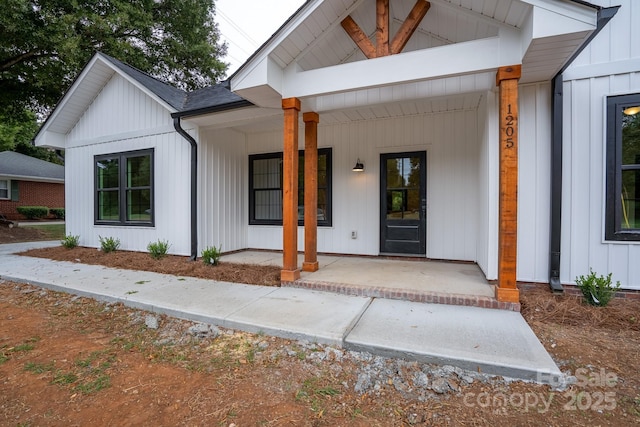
top-left (104, 54), bottom-right (187, 111)
top-left (230, 0), bottom-right (605, 108)
top-left (35, 52), bottom-right (251, 148)
top-left (0, 151), bottom-right (64, 183)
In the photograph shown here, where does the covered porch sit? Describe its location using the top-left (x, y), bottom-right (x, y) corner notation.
top-left (220, 250), bottom-right (520, 310)
top-left (189, 0), bottom-right (601, 306)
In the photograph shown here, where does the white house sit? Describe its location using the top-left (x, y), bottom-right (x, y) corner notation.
top-left (35, 0), bottom-right (639, 303)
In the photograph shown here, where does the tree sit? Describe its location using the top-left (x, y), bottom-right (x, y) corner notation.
top-left (0, 0), bottom-right (228, 112)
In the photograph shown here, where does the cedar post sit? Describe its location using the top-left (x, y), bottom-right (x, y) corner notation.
top-left (281, 98), bottom-right (301, 282)
top-left (496, 65), bottom-right (521, 303)
top-left (376, 0), bottom-right (390, 57)
top-left (303, 112), bottom-right (320, 272)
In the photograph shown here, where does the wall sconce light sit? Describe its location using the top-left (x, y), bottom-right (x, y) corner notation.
top-left (352, 158), bottom-right (364, 172)
top-left (623, 106), bottom-right (640, 116)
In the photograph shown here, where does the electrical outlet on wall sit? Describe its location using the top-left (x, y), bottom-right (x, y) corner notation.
top-left (351, 231), bottom-right (357, 239)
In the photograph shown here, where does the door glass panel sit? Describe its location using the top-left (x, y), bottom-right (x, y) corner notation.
top-left (385, 156), bottom-right (422, 220)
top-left (405, 189), bottom-right (420, 219)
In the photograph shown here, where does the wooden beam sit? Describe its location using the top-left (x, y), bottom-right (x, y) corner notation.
top-left (341, 15), bottom-right (377, 59)
top-left (495, 65), bottom-right (521, 304)
top-left (376, 0), bottom-right (390, 57)
top-left (302, 112), bottom-right (320, 272)
top-left (281, 97), bottom-right (301, 282)
top-left (390, 0), bottom-right (431, 55)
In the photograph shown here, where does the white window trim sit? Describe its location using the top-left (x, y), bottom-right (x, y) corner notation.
top-left (0, 179), bottom-right (10, 200)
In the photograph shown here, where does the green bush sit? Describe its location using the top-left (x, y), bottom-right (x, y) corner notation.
top-left (201, 245), bottom-right (222, 266)
top-left (16, 206), bottom-right (49, 219)
top-left (99, 236), bottom-right (120, 253)
top-left (61, 234), bottom-right (79, 249)
top-left (50, 208), bottom-right (65, 219)
top-left (575, 269), bottom-right (621, 307)
top-left (147, 240), bottom-right (170, 259)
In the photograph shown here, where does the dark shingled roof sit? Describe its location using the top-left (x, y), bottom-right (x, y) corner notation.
top-left (100, 53), bottom-right (251, 116)
top-left (0, 151), bottom-right (64, 181)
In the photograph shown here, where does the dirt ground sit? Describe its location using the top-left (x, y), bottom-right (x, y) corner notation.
top-left (0, 225), bottom-right (52, 244)
top-left (1, 227), bottom-right (640, 425)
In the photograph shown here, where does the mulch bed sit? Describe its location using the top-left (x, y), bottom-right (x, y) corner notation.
top-left (520, 285), bottom-right (640, 331)
top-left (19, 246), bottom-right (282, 287)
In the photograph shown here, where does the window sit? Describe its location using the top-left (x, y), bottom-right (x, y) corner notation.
top-left (606, 93), bottom-right (640, 241)
top-left (95, 149), bottom-right (154, 226)
top-left (0, 180), bottom-right (8, 199)
top-left (249, 148), bottom-right (332, 226)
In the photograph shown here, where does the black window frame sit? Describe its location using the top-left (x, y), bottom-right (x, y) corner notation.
top-left (249, 148), bottom-right (332, 227)
top-left (94, 149), bottom-right (154, 227)
top-left (605, 93), bottom-right (640, 241)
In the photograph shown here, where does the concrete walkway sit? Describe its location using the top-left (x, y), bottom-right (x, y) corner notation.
top-left (0, 241), bottom-right (562, 384)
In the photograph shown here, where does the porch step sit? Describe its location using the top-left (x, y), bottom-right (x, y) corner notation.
top-left (283, 279), bottom-right (521, 312)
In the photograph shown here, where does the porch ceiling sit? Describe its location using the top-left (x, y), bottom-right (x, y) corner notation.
top-left (191, 92), bottom-right (483, 134)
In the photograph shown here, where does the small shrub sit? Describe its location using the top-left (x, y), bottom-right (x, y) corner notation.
top-left (201, 245), bottom-right (222, 266)
top-left (147, 239), bottom-right (170, 259)
top-left (575, 269), bottom-right (621, 307)
top-left (50, 208), bottom-right (65, 219)
top-left (16, 206), bottom-right (49, 220)
top-left (99, 236), bottom-right (120, 253)
top-left (61, 234), bottom-right (79, 249)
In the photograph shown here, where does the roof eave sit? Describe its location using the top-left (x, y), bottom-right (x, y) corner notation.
top-left (0, 174), bottom-right (64, 184)
top-left (171, 99), bottom-right (255, 119)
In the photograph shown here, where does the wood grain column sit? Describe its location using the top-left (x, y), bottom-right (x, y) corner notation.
top-left (303, 112), bottom-right (320, 272)
top-left (496, 65), bottom-right (521, 303)
top-left (281, 98), bottom-right (301, 282)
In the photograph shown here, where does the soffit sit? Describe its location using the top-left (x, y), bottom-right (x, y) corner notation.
top-left (45, 59), bottom-right (116, 135)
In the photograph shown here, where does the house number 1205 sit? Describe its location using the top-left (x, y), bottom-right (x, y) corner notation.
top-left (505, 104), bottom-right (515, 149)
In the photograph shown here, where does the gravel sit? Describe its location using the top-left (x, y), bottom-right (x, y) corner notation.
top-left (140, 316), bottom-right (513, 400)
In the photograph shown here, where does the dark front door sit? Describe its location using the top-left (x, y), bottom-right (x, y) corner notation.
top-left (380, 152), bottom-right (426, 255)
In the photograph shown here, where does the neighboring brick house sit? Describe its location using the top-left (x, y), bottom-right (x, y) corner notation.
top-left (0, 151), bottom-right (64, 220)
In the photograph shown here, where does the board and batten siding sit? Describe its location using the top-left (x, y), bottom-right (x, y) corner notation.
top-left (246, 110), bottom-right (480, 261)
top-left (517, 83), bottom-right (553, 283)
top-left (558, 0), bottom-right (640, 290)
top-left (64, 74), bottom-right (193, 255)
top-left (198, 128), bottom-right (248, 254)
top-left (560, 74), bottom-right (640, 290)
top-left (67, 75), bottom-right (175, 146)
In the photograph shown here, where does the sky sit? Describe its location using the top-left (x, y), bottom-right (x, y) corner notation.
top-left (216, 0), bottom-right (307, 76)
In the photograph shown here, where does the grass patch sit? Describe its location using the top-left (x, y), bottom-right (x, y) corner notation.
top-left (13, 343), bottom-right (35, 352)
top-left (296, 376), bottom-right (342, 414)
top-left (28, 224), bottom-right (66, 240)
top-left (24, 361), bottom-right (55, 374)
top-left (76, 374), bottom-right (111, 394)
top-left (52, 370), bottom-right (78, 385)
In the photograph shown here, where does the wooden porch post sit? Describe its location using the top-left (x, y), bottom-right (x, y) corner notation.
top-left (281, 98), bottom-right (301, 282)
top-left (496, 65), bottom-right (521, 303)
top-left (303, 112), bottom-right (320, 272)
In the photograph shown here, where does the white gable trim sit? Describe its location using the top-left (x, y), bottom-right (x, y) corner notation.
top-left (231, 0), bottom-right (326, 84)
